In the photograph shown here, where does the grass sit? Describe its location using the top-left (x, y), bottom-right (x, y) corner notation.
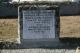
top-left (0, 19), bottom-right (18, 42)
top-left (60, 16), bottom-right (80, 38)
top-left (0, 16), bottom-right (80, 42)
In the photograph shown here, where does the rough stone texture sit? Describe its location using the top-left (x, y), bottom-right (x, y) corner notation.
top-left (0, 49), bottom-right (76, 53)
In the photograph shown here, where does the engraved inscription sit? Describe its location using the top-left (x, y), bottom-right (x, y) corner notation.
top-left (23, 10), bottom-right (55, 39)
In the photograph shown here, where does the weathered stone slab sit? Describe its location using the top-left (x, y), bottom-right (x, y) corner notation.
top-left (22, 10), bottom-right (55, 39)
top-left (18, 5), bottom-right (60, 48)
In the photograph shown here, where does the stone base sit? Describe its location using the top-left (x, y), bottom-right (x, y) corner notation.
top-left (20, 38), bottom-right (60, 48)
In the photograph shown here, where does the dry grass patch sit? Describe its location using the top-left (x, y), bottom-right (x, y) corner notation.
top-left (60, 16), bottom-right (80, 38)
top-left (0, 19), bottom-right (18, 42)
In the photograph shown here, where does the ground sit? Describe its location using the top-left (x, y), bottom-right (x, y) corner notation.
top-left (0, 19), bottom-right (18, 42)
top-left (60, 16), bottom-right (80, 38)
top-left (0, 16), bottom-right (80, 42)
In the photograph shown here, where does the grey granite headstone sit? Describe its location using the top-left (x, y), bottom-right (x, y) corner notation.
top-left (18, 6), bottom-right (60, 48)
top-left (22, 10), bottom-right (55, 39)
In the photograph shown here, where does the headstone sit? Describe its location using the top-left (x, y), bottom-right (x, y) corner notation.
top-left (23, 10), bottom-right (55, 39)
top-left (18, 5), bottom-right (60, 48)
